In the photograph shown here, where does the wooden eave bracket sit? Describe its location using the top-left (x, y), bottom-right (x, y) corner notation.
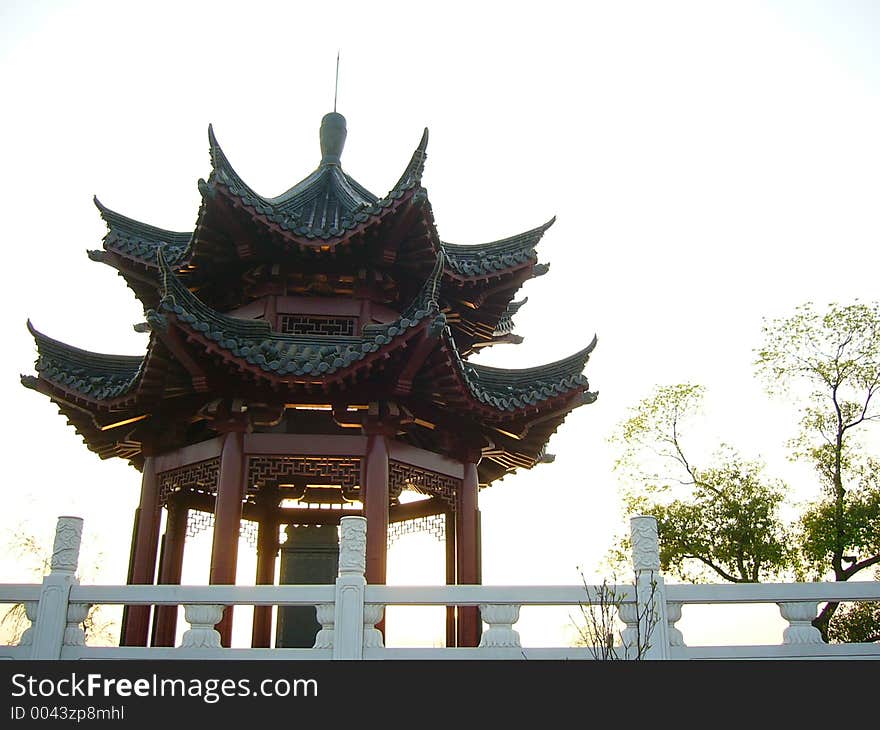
top-left (152, 321), bottom-right (210, 393)
top-left (392, 324), bottom-right (441, 396)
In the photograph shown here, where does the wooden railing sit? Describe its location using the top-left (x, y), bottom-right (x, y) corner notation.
top-left (1, 515), bottom-right (878, 660)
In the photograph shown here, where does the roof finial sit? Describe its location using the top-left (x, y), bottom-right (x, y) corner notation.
top-left (320, 52), bottom-right (347, 165)
top-left (334, 51), bottom-right (340, 113)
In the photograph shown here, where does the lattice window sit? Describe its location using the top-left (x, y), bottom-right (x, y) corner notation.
top-left (388, 514), bottom-right (447, 547)
top-left (389, 461), bottom-right (460, 511)
top-left (247, 456), bottom-right (361, 500)
top-left (186, 509), bottom-right (214, 540)
top-left (278, 314), bottom-right (356, 336)
top-left (158, 458), bottom-right (220, 507)
top-left (185, 510), bottom-right (259, 548)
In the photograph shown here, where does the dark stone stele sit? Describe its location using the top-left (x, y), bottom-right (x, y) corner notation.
top-left (275, 525), bottom-right (339, 648)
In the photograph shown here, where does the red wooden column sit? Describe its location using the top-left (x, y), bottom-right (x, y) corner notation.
top-left (122, 455), bottom-right (161, 646)
top-left (363, 431), bottom-right (390, 586)
top-left (210, 430), bottom-right (246, 647)
top-left (445, 508), bottom-right (457, 647)
top-left (456, 460), bottom-right (481, 647)
top-left (152, 497), bottom-right (188, 646)
top-left (251, 504), bottom-right (279, 648)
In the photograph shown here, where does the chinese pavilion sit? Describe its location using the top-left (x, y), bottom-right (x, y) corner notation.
top-left (21, 112), bottom-right (597, 648)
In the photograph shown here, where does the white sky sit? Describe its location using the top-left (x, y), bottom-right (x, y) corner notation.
top-left (1, 0), bottom-right (878, 647)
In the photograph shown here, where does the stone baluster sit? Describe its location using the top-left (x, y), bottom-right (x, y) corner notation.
top-left (333, 516), bottom-right (367, 659)
top-left (313, 604), bottom-right (335, 649)
top-left (179, 605), bottom-right (225, 649)
top-left (31, 516), bottom-right (83, 659)
top-left (63, 591), bottom-right (91, 647)
top-left (363, 604), bottom-right (385, 649)
top-left (666, 601), bottom-right (685, 648)
top-left (778, 602), bottom-right (823, 644)
top-left (478, 604), bottom-right (522, 648)
top-left (617, 601), bottom-right (640, 657)
top-left (17, 601), bottom-right (39, 647)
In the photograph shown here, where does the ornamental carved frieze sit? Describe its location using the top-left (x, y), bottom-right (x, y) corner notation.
top-left (157, 458), bottom-right (220, 507)
top-left (389, 460), bottom-right (460, 510)
top-left (247, 456), bottom-right (361, 499)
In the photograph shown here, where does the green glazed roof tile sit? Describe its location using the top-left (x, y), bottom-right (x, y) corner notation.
top-left (204, 123), bottom-right (427, 241)
top-left (151, 246), bottom-right (445, 379)
top-left (441, 218), bottom-right (554, 277)
top-left (24, 320), bottom-right (145, 400)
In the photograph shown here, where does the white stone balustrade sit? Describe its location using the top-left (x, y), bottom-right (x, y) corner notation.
top-left (179, 605), bottom-right (225, 648)
top-left (479, 604), bottom-right (522, 648)
top-left (5, 513), bottom-right (880, 661)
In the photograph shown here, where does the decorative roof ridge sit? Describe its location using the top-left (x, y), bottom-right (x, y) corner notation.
top-left (151, 246), bottom-right (446, 378)
top-left (493, 297), bottom-right (530, 337)
top-left (24, 320), bottom-right (146, 401)
top-left (92, 197), bottom-right (193, 265)
top-left (469, 335), bottom-right (597, 383)
top-left (154, 247), bottom-right (273, 340)
top-left (390, 128), bottom-right (429, 194)
top-left (26, 320), bottom-right (145, 369)
top-left (399, 247), bottom-right (444, 321)
top-left (435, 332), bottom-right (596, 413)
top-left (201, 122), bottom-right (430, 241)
top-left (441, 216), bottom-right (556, 255)
top-left (440, 218), bottom-right (554, 278)
top-left (206, 124), bottom-right (264, 204)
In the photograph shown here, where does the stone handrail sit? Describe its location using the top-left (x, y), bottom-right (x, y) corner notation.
top-left (1, 514), bottom-right (878, 660)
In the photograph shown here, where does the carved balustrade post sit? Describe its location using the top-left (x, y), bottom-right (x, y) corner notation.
top-left (31, 516), bottom-right (83, 659)
top-left (333, 516), bottom-right (366, 659)
top-left (628, 515), bottom-right (670, 659)
top-left (478, 604), bottom-right (522, 648)
top-left (179, 605), bottom-right (225, 649)
top-left (778, 602), bottom-right (823, 644)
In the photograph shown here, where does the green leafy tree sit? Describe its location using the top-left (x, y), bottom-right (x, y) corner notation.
top-left (755, 300), bottom-right (880, 640)
top-left (611, 384), bottom-right (795, 584)
top-left (612, 302), bottom-right (880, 643)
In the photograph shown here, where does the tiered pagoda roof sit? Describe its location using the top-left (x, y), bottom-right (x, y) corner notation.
top-left (24, 113), bottom-right (597, 485)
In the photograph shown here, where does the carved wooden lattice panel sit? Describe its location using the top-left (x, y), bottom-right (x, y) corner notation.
top-left (388, 513), bottom-right (446, 547)
top-left (247, 456), bottom-right (362, 499)
top-left (278, 315), bottom-right (356, 336)
top-left (186, 509), bottom-right (214, 540)
top-left (185, 510), bottom-right (259, 548)
top-left (389, 461), bottom-right (460, 510)
top-left (158, 458), bottom-right (220, 507)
